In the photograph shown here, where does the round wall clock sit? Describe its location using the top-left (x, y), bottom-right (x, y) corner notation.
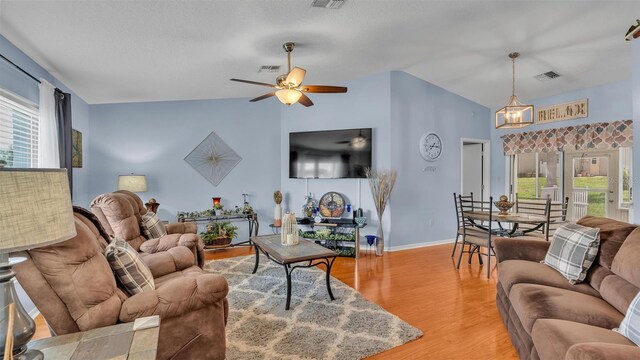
top-left (319, 192), bottom-right (346, 218)
top-left (419, 132), bottom-right (443, 161)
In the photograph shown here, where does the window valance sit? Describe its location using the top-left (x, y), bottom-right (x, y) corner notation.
top-left (501, 120), bottom-right (633, 155)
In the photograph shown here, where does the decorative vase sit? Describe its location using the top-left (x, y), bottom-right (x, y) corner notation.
top-left (281, 212), bottom-right (299, 246)
top-left (376, 221), bottom-right (384, 256)
top-left (494, 195), bottom-right (514, 216)
top-left (274, 203), bottom-right (282, 226)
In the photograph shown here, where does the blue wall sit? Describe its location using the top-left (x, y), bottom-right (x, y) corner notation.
top-left (280, 72), bottom-right (392, 247)
top-left (0, 35), bottom-right (91, 206)
top-left (390, 71), bottom-right (490, 248)
top-left (89, 98), bottom-right (282, 241)
top-left (490, 80), bottom-right (633, 200)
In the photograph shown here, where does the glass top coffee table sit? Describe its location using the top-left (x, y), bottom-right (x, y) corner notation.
top-left (251, 235), bottom-right (338, 310)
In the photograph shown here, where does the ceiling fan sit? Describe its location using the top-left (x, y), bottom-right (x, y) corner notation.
top-left (230, 42), bottom-right (347, 107)
top-left (335, 129), bottom-right (367, 148)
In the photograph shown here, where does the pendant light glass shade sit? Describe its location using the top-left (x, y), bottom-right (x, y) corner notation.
top-left (495, 52), bottom-right (534, 129)
top-left (276, 89), bottom-right (302, 105)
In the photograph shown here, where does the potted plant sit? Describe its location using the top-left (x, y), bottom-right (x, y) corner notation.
top-left (0, 159), bottom-right (6, 168)
top-left (200, 221), bottom-right (238, 248)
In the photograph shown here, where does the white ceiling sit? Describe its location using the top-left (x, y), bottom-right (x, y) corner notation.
top-left (0, 1), bottom-right (638, 107)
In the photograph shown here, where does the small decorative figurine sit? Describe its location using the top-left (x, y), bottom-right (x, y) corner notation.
top-left (274, 190), bottom-right (283, 227)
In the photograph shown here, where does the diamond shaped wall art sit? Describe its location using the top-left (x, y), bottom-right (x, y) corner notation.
top-left (184, 131), bottom-right (242, 186)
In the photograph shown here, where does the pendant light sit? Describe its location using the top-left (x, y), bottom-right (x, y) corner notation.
top-left (495, 52), bottom-right (534, 129)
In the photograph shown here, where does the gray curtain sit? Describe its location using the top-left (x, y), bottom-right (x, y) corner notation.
top-left (55, 88), bottom-right (72, 193)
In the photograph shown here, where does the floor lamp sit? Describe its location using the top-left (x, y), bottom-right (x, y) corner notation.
top-left (0, 169), bottom-right (76, 359)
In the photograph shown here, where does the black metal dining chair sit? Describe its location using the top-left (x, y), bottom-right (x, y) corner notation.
top-left (452, 192), bottom-right (473, 257)
top-left (516, 194), bottom-right (569, 241)
top-left (457, 195), bottom-right (496, 278)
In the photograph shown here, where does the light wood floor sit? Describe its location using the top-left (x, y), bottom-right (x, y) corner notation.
top-left (33, 244), bottom-right (518, 359)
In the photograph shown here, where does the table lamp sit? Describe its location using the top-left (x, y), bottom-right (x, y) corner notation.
top-left (118, 174), bottom-right (159, 213)
top-left (0, 169), bottom-right (76, 359)
top-left (117, 174), bottom-right (147, 193)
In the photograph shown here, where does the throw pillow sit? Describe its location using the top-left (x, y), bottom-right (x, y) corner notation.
top-left (543, 223), bottom-right (600, 284)
top-left (141, 212), bottom-right (167, 239)
top-left (105, 236), bottom-right (155, 295)
top-left (616, 290), bottom-right (640, 346)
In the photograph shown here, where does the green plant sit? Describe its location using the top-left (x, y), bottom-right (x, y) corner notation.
top-left (0, 147), bottom-right (14, 168)
top-left (200, 221), bottom-right (238, 241)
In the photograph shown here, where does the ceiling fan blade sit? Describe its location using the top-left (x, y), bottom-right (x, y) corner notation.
top-left (299, 85), bottom-right (347, 93)
top-left (249, 92), bottom-right (276, 102)
top-left (285, 67), bottom-right (306, 87)
top-left (298, 93), bottom-right (314, 107)
top-left (230, 78), bottom-right (277, 88)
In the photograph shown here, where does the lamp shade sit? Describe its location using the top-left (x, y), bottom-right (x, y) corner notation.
top-left (118, 175), bottom-right (147, 192)
top-left (275, 89), bottom-right (302, 105)
top-left (0, 169), bottom-right (76, 253)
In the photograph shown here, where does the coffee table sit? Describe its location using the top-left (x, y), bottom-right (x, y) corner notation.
top-left (251, 235), bottom-right (338, 310)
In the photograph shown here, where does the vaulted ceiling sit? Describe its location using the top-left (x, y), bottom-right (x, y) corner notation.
top-left (0, 1), bottom-right (637, 107)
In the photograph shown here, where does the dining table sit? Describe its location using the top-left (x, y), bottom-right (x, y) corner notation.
top-left (464, 211), bottom-right (548, 238)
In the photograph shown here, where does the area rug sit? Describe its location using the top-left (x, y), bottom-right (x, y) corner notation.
top-left (204, 255), bottom-right (422, 360)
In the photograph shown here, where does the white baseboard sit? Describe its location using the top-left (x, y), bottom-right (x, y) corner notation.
top-left (29, 308), bottom-right (40, 319)
top-left (386, 238), bottom-right (455, 252)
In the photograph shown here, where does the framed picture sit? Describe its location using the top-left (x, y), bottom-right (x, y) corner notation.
top-left (72, 129), bottom-right (82, 168)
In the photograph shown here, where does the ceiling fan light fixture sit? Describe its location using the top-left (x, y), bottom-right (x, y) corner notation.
top-left (495, 52), bottom-right (534, 129)
top-left (351, 135), bottom-right (367, 149)
top-left (276, 89), bottom-right (302, 105)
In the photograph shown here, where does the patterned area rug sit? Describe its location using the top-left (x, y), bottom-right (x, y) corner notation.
top-left (204, 255), bottom-right (422, 360)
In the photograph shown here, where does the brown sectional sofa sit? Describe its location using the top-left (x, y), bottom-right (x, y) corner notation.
top-left (15, 208), bottom-right (228, 360)
top-left (495, 216), bottom-right (640, 360)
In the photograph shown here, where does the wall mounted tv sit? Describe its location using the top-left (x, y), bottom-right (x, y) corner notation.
top-left (289, 128), bottom-right (372, 179)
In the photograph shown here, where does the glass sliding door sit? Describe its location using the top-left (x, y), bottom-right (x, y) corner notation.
top-left (512, 152), bottom-right (563, 200)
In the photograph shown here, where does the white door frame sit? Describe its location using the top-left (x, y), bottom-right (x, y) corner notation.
top-left (460, 138), bottom-right (491, 202)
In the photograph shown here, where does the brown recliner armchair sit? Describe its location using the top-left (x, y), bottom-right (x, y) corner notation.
top-left (91, 190), bottom-right (206, 267)
top-left (14, 208), bottom-right (228, 360)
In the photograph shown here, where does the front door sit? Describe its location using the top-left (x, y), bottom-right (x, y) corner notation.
top-left (564, 150), bottom-right (628, 222)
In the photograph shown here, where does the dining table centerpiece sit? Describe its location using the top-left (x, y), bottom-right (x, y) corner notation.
top-left (494, 195), bottom-right (514, 216)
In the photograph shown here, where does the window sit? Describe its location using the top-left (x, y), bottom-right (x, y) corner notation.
top-left (512, 151), bottom-right (563, 200)
top-left (0, 89), bottom-right (39, 168)
top-left (591, 158), bottom-right (597, 165)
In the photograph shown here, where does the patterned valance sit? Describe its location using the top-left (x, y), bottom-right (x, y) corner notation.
top-left (501, 120), bottom-right (633, 155)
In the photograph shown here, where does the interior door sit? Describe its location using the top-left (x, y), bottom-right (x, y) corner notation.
top-left (564, 150), bottom-right (627, 222)
top-left (462, 143), bottom-right (484, 201)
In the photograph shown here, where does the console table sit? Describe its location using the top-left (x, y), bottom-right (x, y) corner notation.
top-left (179, 213), bottom-right (259, 248)
top-left (297, 219), bottom-right (365, 259)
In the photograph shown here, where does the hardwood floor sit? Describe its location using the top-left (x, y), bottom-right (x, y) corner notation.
top-left (33, 244), bottom-right (518, 359)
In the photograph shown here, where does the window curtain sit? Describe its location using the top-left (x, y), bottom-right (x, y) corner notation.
top-left (55, 88), bottom-right (73, 193)
top-left (37, 80), bottom-right (59, 167)
top-left (501, 120), bottom-right (633, 155)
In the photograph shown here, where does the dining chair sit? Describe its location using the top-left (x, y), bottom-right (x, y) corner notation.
top-left (516, 194), bottom-right (569, 241)
top-left (457, 195), bottom-right (496, 278)
top-left (452, 192), bottom-right (473, 257)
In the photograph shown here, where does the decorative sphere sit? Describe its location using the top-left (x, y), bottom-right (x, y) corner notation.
top-left (499, 195), bottom-right (508, 202)
top-left (148, 198), bottom-right (157, 203)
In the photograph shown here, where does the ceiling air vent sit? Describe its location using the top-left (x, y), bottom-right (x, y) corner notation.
top-left (258, 65), bottom-right (281, 73)
top-left (311, 0), bottom-right (345, 9)
top-left (534, 71), bottom-right (562, 82)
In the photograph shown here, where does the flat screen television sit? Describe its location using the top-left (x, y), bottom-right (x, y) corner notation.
top-left (289, 128), bottom-right (372, 179)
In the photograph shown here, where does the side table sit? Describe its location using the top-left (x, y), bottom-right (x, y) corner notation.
top-left (28, 316), bottom-right (160, 360)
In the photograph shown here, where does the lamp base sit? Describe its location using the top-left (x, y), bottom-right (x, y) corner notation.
top-left (0, 255), bottom-right (39, 360)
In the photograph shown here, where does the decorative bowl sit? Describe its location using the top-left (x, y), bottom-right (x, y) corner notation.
top-left (494, 195), bottom-right (514, 216)
top-left (355, 217), bottom-right (366, 227)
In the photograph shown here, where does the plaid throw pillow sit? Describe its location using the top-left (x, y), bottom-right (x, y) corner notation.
top-left (543, 223), bottom-right (600, 284)
top-left (617, 290), bottom-right (640, 346)
top-left (141, 212), bottom-right (167, 239)
top-left (105, 237), bottom-right (155, 295)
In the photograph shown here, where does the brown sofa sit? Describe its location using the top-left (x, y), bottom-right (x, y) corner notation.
top-left (495, 216), bottom-right (640, 360)
top-left (15, 208), bottom-right (228, 360)
top-left (91, 190), bottom-right (206, 267)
